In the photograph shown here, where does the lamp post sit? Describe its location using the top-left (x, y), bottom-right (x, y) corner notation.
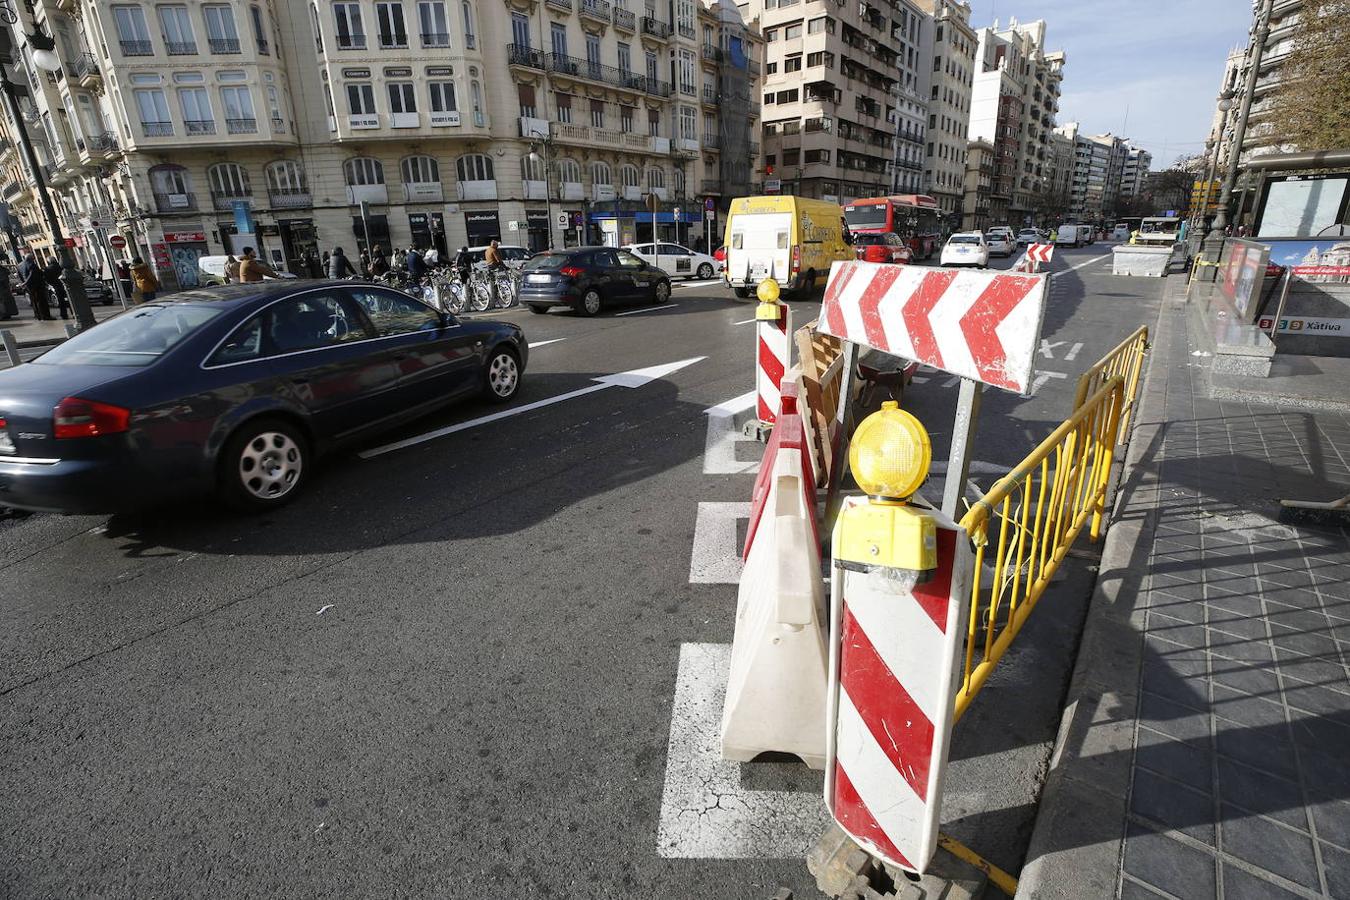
top-left (0, 22), bottom-right (96, 328)
top-left (526, 131), bottom-right (554, 251)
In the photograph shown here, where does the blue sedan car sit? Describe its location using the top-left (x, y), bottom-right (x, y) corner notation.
top-left (0, 281), bottom-right (527, 513)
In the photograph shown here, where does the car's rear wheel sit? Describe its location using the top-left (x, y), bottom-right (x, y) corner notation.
top-left (734, 287), bottom-right (752, 299)
top-left (578, 289), bottom-right (603, 316)
top-left (655, 281), bottom-right (671, 304)
top-left (696, 262), bottom-right (713, 279)
top-left (482, 346), bottom-right (521, 403)
top-left (220, 418), bottom-right (308, 512)
top-left (528, 304), bottom-right (550, 315)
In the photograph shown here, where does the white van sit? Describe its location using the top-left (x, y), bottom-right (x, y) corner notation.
top-left (1055, 225), bottom-right (1090, 248)
top-left (1136, 217), bottom-right (1182, 246)
top-left (1111, 224), bottom-right (1130, 241)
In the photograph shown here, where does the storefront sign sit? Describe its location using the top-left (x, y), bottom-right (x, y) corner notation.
top-left (1292, 265), bottom-right (1350, 278)
top-left (426, 66), bottom-right (455, 77)
top-left (342, 68), bottom-right (371, 78)
top-left (151, 242), bottom-right (172, 268)
top-left (384, 67), bottom-right (412, 77)
top-left (163, 230), bottom-right (206, 244)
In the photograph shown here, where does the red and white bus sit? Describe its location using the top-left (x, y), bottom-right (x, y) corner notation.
top-left (842, 195), bottom-right (943, 260)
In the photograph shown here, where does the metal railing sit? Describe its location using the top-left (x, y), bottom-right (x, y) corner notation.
top-left (641, 16), bottom-right (671, 38)
top-left (613, 7), bottom-right (636, 29)
top-left (211, 191), bottom-right (250, 211)
top-left (953, 375), bottom-right (1127, 722)
top-left (154, 191), bottom-right (197, 212)
top-left (185, 119), bottom-right (216, 135)
top-left (120, 40), bottom-right (153, 56)
top-left (166, 41), bottom-right (197, 55)
top-left (268, 188), bottom-right (312, 208)
top-left (421, 31), bottom-right (450, 46)
top-left (1072, 325), bottom-right (1149, 437)
top-left (580, 0), bottom-right (611, 20)
top-left (143, 122), bottom-right (175, 137)
top-left (378, 32), bottom-right (408, 48)
top-left (226, 117), bottom-right (258, 134)
top-left (73, 52), bottom-right (101, 79)
top-left (208, 37), bottom-right (241, 53)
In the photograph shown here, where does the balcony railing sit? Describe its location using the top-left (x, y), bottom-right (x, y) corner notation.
top-left (580, 0), bottom-right (611, 21)
top-left (701, 44), bottom-right (722, 62)
top-left (507, 43), bottom-right (544, 68)
top-left (211, 191), bottom-right (251, 211)
top-left (641, 16), bottom-right (671, 38)
top-left (120, 40), bottom-right (153, 56)
top-left (185, 119), bottom-right (217, 135)
top-left (268, 188), bottom-right (312, 208)
top-left (677, 23), bottom-right (695, 38)
top-left (226, 118), bottom-right (258, 134)
top-left (545, 0), bottom-right (573, 10)
top-left (421, 31), bottom-right (450, 47)
top-left (154, 191), bottom-right (196, 212)
top-left (702, 134), bottom-right (719, 149)
top-left (166, 41), bottom-right (197, 55)
top-left (701, 85), bottom-right (717, 104)
top-left (87, 132), bottom-right (120, 154)
top-left (208, 38), bottom-right (241, 54)
top-left (613, 7), bottom-right (635, 30)
top-left (143, 122), bottom-right (174, 137)
top-left (73, 52), bottom-right (101, 80)
top-left (336, 36), bottom-right (367, 49)
top-left (378, 32), bottom-right (408, 48)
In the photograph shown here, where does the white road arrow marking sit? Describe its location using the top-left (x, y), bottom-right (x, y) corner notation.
top-left (657, 642), bottom-right (830, 858)
top-left (359, 356), bottom-right (705, 458)
top-left (1039, 339), bottom-right (1063, 359)
top-left (1031, 370), bottom-right (1068, 394)
top-left (1064, 341), bottom-right (1084, 361)
top-left (689, 501), bottom-right (749, 583)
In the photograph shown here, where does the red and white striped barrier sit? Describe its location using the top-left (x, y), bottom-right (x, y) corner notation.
top-left (824, 497), bottom-right (972, 872)
top-left (818, 261), bottom-right (1046, 394)
top-left (722, 386), bottom-right (828, 769)
top-left (756, 301), bottom-right (792, 424)
top-left (1027, 242), bottom-right (1054, 264)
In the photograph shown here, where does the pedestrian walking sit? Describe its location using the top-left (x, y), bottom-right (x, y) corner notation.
top-left (43, 258), bottom-right (71, 319)
top-left (369, 245), bottom-right (389, 277)
top-left (18, 248), bottom-right (51, 320)
top-left (424, 246), bottom-right (440, 268)
top-left (392, 248), bottom-right (408, 272)
top-left (0, 259), bottom-right (16, 320)
top-left (321, 250), bottom-right (332, 274)
top-left (224, 254), bottom-right (241, 284)
top-left (130, 257), bottom-right (159, 302)
top-left (115, 259), bottom-right (133, 301)
top-left (328, 246), bottom-right (357, 279)
top-left (238, 246), bottom-right (278, 283)
top-left (305, 250), bottom-right (323, 279)
top-left (484, 239), bottom-right (505, 305)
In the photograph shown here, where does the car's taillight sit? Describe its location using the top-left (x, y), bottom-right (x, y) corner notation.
top-left (53, 397), bottom-right (131, 439)
top-left (558, 265), bottom-right (584, 278)
top-left (791, 245), bottom-right (801, 273)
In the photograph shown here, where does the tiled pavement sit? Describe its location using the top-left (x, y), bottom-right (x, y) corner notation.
top-left (1021, 278), bottom-right (1350, 899)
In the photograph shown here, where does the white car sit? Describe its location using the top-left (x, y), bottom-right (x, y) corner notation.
top-left (623, 242), bottom-right (721, 280)
top-left (1111, 224), bottom-right (1131, 241)
top-left (464, 244), bottom-right (532, 269)
top-left (940, 232), bottom-right (990, 268)
top-left (1016, 229), bottom-right (1042, 246)
top-left (985, 229), bottom-right (1015, 257)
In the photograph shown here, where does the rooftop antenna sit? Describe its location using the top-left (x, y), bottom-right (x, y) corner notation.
top-left (1122, 103), bottom-right (1129, 135)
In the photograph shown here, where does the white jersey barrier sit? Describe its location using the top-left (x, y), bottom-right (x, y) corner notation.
top-left (721, 387), bottom-right (828, 769)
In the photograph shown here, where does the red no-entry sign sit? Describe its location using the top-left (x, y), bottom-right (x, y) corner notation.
top-left (109, 235), bottom-right (127, 249)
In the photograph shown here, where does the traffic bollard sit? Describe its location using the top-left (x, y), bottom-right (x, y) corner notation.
top-left (754, 278), bottom-right (792, 432)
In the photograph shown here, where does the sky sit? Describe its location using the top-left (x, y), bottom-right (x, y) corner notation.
top-left (961, 1), bottom-right (1254, 170)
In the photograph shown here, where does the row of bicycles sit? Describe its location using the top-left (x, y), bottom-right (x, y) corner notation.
top-left (373, 266), bottom-right (522, 315)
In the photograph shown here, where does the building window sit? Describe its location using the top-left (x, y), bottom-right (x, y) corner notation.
top-left (113, 5), bottom-right (153, 54)
top-left (401, 155), bottom-right (440, 184)
top-left (783, 22), bottom-right (801, 39)
top-left (250, 5), bottom-right (269, 52)
top-left (511, 12), bottom-right (529, 48)
top-left (203, 5), bottom-right (240, 52)
top-left (783, 148), bottom-right (799, 165)
top-left (521, 155), bottom-right (544, 183)
top-left (150, 164), bottom-right (192, 197)
top-left (591, 161), bottom-right (611, 186)
top-left (456, 154), bottom-right (493, 182)
top-left (555, 92), bottom-right (572, 124)
top-left (429, 80), bottom-right (458, 115)
top-left (345, 157), bottom-right (385, 185)
top-left (418, 0), bottom-right (450, 45)
top-left (648, 107), bottom-right (660, 136)
top-left (133, 88), bottom-right (172, 134)
top-left (805, 148), bottom-right (828, 163)
top-left (647, 165), bottom-right (665, 188)
top-left (558, 159), bottom-right (581, 184)
top-left (516, 83), bottom-right (534, 118)
top-left (177, 86), bottom-right (213, 132)
top-left (620, 164), bottom-right (639, 188)
top-left (678, 105), bottom-right (696, 140)
top-left (346, 83), bottom-right (376, 114)
top-left (590, 98), bottom-right (604, 128)
top-left (377, 1), bottom-right (408, 46)
top-left (388, 82), bottom-right (417, 113)
top-left (646, 49), bottom-right (657, 83)
top-left (765, 62), bottom-right (777, 74)
top-left (470, 80), bottom-right (484, 126)
top-left (461, 1), bottom-right (476, 48)
top-left (220, 85), bottom-right (256, 131)
top-left (158, 6), bottom-right (197, 55)
top-left (333, 2), bottom-right (365, 48)
top-left (678, 49), bottom-right (695, 95)
top-left (620, 105), bottom-right (633, 132)
top-left (550, 22), bottom-right (567, 57)
top-left (310, 3), bottom-right (324, 51)
top-left (807, 16), bottom-right (828, 34)
top-left (266, 160), bottom-right (307, 193)
top-left (208, 162), bottom-right (251, 198)
top-left (784, 54), bottom-right (801, 73)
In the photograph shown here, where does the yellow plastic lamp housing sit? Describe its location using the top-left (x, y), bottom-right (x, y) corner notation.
top-left (756, 278), bottom-right (781, 304)
top-left (836, 501), bottom-right (937, 572)
top-left (849, 401), bottom-right (932, 500)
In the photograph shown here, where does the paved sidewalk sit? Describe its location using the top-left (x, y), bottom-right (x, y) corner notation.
top-left (1, 303), bottom-right (123, 347)
top-left (1021, 277), bottom-right (1350, 898)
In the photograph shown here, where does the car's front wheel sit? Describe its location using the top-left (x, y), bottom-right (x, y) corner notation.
top-left (655, 281), bottom-right (671, 304)
top-left (482, 346), bottom-right (521, 403)
top-left (219, 418), bottom-right (308, 512)
top-left (696, 262), bottom-right (714, 279)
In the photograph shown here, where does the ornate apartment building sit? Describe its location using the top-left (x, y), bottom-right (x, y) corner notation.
top-left (751, 0), bottom-right (930, 204)
top-left (0, 0), bottom-right (761, 288)
top-left (964, 17), bottom-right (1062, 226)
top-left (915, 0), bottom-right (972, 221)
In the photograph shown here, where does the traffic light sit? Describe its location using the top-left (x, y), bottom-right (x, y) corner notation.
top-left (765, 164), bottom-right (775, 177)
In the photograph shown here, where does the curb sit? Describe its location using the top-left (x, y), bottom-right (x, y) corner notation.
top-left (1015, 275), bottom-right (1178, 897)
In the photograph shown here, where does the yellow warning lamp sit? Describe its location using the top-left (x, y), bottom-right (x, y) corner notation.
top-left (755, 277), bottom-right (782, 320)
top-left (836, 401), bottom-right (938, 573)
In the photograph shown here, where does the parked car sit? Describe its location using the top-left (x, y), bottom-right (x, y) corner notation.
top-left (940, 232), bottom-right (990, 268)
top-left (0, 283), bottom-right (527, 514)
top-left (1016, 229), bottom-right (1042, 246)
top-left (1055, 224), bottom-right (1091, 248)
top-left (518, 246), bottom-right (672, 316)
top-left (1111, 224), bottom-right (1131, 241)
top-left (623, 242), bottom-right (722, 279)
top-left (464, 244), bottom-right (532, 269)
top-left (851, 231), bottom-right (913, 264)
top-left (985, 228), bottom-right (1016, 258)
top-left (84, 277), bottom-right (115, 305)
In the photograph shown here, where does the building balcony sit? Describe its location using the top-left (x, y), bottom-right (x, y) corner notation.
top-left (676, 137), bottom-right (698, 152)
top-left (701, 85), bottom-right (717, 105)
top-left (268, 188), bottom-right (312, 209)
top-left (700, 178), bottom-right (719, 194)
top-left (405, 181), bottom-right (444, 202)
top-left (678, 23), bottom-right (695, 39)
top-left (421, 31), bottom-right (451, 47)
top-left (702, 44), bottom-right (722, 62)
top-left (622, 185), bottom-right (643, 200)
top-left (347, 183), bottom-right (389, 205)
top-left (154, 191), bottom-right (197, 213)
top-left (641, 16), bottom-right (672, 39)
top-left (73, 52), bottom-right (102, 87)
top-left (524, 179), bottom-right (548, 200)
top-left (226, 118), bottom-right (258, 134)
top-left (391, 112), bottom-right (420, 128)
top-left (120, 40), bottom-right (153, 57)
top-left (553, 122), bottom-right (592, 146)
top-left (702, 134), bottom-right (719, 150)
top-left (379, 32), bottom-right (410, 49)
top-left (519, 117), bottom-right (551, 139)
top-left (594, 184), bottom-right (617, 202)
top-left (580, 0), bottom-right (612, 23)
top-left (336, 37), bottom-right (367, 50)
top-left (458, 180), bottom-right (497, 201)
top-left (546, 0), bottom-right (573, 10)
top-left (561, 181), bottom-right (585, 201)
top-left (143, 122), bottom-right (175, 137)
top-left (613, 7), bottom-right (636, 31)
top-left (507, 43), bottom-right (545, 69)
top-left (85, 132), bottom-right (120, 157)
top-left (651, 186), bottom-right (669, 200)
top-left (166, 41), bottom-right (197, 56)
top-left (208, 38), bottom-right (241, 54)
top-left (211, 191), bottom-right (252, 212)
top-left (649, 136), bottom-right (670, 153)
top-left (184, 119), bottom-right (216, 136)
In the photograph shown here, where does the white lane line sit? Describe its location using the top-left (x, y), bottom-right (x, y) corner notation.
top-left (1031, 371), bottom-right (1069, 394)
top-left (657, 642), bottom-right (830, 858)
top-left (528, 338), bottom-right (567, 349)
top-left (689, 502), bottom-right (749, 583)
top-left (704, 392), bottom-right (759, 475)
top-left (733, 318), bottom-right (757, 326)
top-left (674, 279), bottom-right (724, 289)
top-left (1065, 341), bottom-right (1084, 361)
top-left (1049, 253), bottom-right (1111, 278)
top-left (614, 304), bottom-right (679, 317)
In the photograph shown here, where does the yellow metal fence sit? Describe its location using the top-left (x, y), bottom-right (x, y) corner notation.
top-left (953, 376), bottom-right (1126, 723)
top-left (1072, 326), bottom-right (1149, 436)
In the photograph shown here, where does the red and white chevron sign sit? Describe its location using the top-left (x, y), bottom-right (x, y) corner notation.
top-left (826, 502), bottom-right (972, 873)
top-left (1027, 242), bottom-right (1054, 263)
top-left (818, 261), bottom-right (1047, 393)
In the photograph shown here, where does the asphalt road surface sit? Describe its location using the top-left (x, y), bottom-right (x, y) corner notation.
top-left (0, 245), bottom-right (1161, 898)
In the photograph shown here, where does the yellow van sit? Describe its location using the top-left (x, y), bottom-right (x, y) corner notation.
top-left (724, 196), bottom-right (854, 297)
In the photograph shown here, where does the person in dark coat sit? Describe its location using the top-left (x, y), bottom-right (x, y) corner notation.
top-left (368, 245), bottom-right (389, 277)
top-left (44, 259), bottom-right (71, 319)
top-left (328, 246), bottom-right (357, 279)
top-left (0, 259), bottom-right (15, 320)
top-left (305, 251), bottom-right (323, 279)
top-left (17, 248), bottom-right (51, 320)
top-left (406, 246), bottom-right (425, 279)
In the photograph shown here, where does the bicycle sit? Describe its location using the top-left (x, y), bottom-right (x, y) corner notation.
top-left (491, 267), bottom-right (521, 308)
top-left (430, 273), bottom-right (468, 314)
top-left (465, 269), bottom-right (493, 312)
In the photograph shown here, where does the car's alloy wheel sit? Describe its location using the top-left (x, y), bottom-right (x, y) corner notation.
top-left (696, 262), bottom-right (713, 279)
top-left (484, 349), bottom-right (520, 402)
top-left (580, 290), bottom-right (602, 316)
top-left (239, 431), bottom-right (303, 501)
top-left (655, 281), bottom-right (670, 303)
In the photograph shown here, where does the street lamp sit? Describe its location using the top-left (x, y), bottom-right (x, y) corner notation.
top-left (526, 132), bottom-right (555, 251)
top-left (0, 22), bottom-right (96, 328)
